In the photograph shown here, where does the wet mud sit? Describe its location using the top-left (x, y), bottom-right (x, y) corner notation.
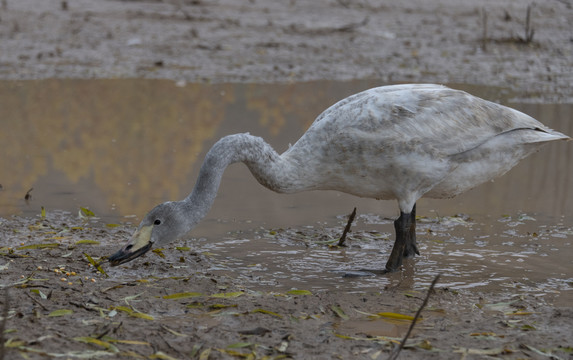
top-left (0, 209), bottom-right (572, 359)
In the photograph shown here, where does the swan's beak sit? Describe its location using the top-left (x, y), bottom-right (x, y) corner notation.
top-left (108, 225), bottom-right (153, 266)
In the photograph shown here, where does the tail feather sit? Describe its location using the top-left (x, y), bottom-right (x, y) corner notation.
top-left (532, 128), bottom-right (570, 143)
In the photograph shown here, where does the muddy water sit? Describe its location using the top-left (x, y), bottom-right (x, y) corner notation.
top-left (1, 80), bottom-right (571, 302)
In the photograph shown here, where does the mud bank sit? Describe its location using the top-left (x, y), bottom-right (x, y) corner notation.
top-left (0, 0), bottom-right (572, 102)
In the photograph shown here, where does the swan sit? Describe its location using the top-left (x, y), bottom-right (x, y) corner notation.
top-left (108, 84), bottom-right (570, 273)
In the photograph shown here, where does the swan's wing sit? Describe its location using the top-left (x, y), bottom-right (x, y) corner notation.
top-left (285, 85), bottom-right (568, 209)
top-left (309, 84), bottom-right (567, 156)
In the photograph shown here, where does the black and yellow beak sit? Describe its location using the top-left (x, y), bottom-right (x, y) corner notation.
top-left (109, 225), bottom-right (153, 266)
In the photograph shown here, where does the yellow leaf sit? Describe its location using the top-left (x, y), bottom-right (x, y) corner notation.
top-left (210, 304), bottom-right (237, 310)
top-left (331, 305), bottom-right (349, 320)
top-left (152, 248), bottom-right (165, 258)
top-left (286, 290), bottom-right (312, 296)
top-left (199, 348), bottom-right (211, 360)
top-left (108, 339), bottom-right (151, 346)
top-left (417, 339), bottom-right (433, 350)
top-left (5, 340), bottom-right (27, 348)
top-left (75, 240), bottom-right (100, 245)
top-left (377, 312), bottom-right (415, 321)
top-left (17, 243), bottom-right (59, 250)
top-left (115, 306), bottom-right (133, 312)
top-left (186, 302), bottom-right (205, 309)
top-left (83, 252), bottom-right (108, 277)
top-left (252, 308), bottom-right (283, 318)
top-left (506, 311), bottom-right (534, 316)
top-left (161, 326), bottom-right (188, 337)
top-left (217, 348), bottom-right (253, 357)
top-left (30, 289), bottom-right (47, 299)
top-left (130, 312), bottom-right (154, 320)
top-left (121, 351), bottom-right (146, 358)
top-left (163, 292), bottom-right (204, 300)
top-left (149, 351), bottom-right (178, 360)
top-left (453, 347), bottom-right (507, 355)
top-left (79, 207), bottom-right (95, 217)
top-left (48, 309), bottom-right (73, 317)
top-left (74, 337), bottom-right (119, 352)
top-left (111, 304), bottom-right (154, 320)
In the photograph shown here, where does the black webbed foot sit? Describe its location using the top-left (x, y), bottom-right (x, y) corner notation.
top-left (342, 204), bottom-right (420, 277)
top-left (384, 204), bottom-right (418, 271)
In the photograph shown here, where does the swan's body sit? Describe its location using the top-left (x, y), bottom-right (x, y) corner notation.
top-left (109, 84), bottom-right (569, 272)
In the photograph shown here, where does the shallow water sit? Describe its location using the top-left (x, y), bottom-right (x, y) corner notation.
top-left (1, 79), bottom-right (571, 302)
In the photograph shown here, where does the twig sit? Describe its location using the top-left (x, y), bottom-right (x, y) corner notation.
top-left (290, 17), bottom-right (369, 35)
top-left (481, 7), bottom-right (488, 51)
top-left (336, 16), bottom-right (369, 32)
top-left (0, 289), bottom-right (9, 360)
top-left (69, 301), bottom-right (99, 313)
top-left (94, 324), bottom-right (112, 340)
top-left (524, 3), bottom-right (535, 43)
top-left (337, 207), bottom-right (357, 247)
top-left (26, 292), bottom-right (49, 311)
top-left (388, 273), bottom-right (441, 360)
top-left (24, 188), bottom-right (33, 202)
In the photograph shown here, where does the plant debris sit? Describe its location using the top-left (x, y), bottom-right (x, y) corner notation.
top-left (0, 204), bottom-right (571, 359)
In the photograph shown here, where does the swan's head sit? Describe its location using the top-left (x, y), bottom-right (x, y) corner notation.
top-left (109, 201), bottom-right (188, 266)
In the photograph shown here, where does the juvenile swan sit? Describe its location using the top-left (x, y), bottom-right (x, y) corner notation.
top-left (109, 84), bottom-right (570, 273)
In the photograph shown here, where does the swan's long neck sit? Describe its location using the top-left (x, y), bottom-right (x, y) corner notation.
top-left (183, 133), bottom-right (300, 224)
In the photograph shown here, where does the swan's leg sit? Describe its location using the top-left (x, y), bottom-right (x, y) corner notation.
top-left (402, 204), bottom-right (419, 258)
top-left (384, 204), bottom-right (417, 272)
top-left (349, 205), bottom-right (418, 276)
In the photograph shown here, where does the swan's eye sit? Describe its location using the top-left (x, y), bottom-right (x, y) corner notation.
top-left (154, 219), bottom-right (162, 225)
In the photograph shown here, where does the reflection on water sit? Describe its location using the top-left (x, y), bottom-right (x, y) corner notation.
top-left (1, 79), bottom-right (571, 300)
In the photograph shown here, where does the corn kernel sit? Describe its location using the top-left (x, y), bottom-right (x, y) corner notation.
top-left (60, 277), bottom-right (67, 281)
top-left (90, 278), bottom-right (96, 283)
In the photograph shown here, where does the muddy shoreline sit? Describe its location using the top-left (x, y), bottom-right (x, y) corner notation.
top-left (1, 211), bottom-right (572, 359)
top-left (0, 0), bottom-right (572, 102)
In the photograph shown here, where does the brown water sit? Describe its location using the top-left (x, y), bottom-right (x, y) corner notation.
top-left (1, 79), bottom-right (571, 303)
